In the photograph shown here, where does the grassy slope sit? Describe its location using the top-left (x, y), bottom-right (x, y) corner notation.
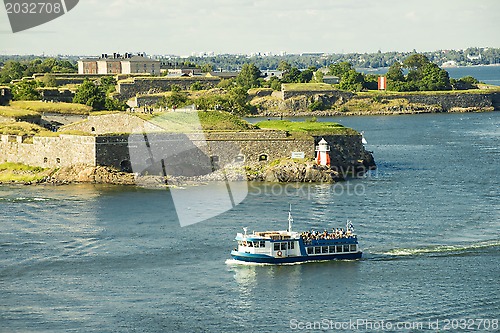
top-left (0, 106), bottom-right (40, 120)
top-left (282, 83), bottom-right (336, 91)
top-left (10, 101), bottom-right (92, 115)
top-left (147, 111), bottom-right (257, 132)
top-left (256, 120), bottom-right (358, 135)
top-left (0, 121), bottom-right (52, 136)
top-left (0, 162), bottom-right (51, 183)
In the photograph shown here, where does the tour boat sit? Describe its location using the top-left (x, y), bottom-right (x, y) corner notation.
top-left (230, 208), bottom-right (362, 264)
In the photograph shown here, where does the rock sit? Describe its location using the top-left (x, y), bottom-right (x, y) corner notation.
top-left (262, 159), bottom-right (339, 183)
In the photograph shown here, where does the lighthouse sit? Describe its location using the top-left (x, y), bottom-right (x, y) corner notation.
top-left (315, 138), bottom-right (331, 166)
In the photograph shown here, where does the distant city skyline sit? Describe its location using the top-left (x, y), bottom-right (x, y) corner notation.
top-left (0, 0), bottom-right (499, 56)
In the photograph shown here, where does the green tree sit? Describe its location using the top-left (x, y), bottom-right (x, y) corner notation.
top-left (40, 73), bottom-right (57, 87)
top-left (419, 63), bottom-right (451, 91)
top-left (339, 70), bottom-right (364, 91)
top-left (73, 79), bottom-right (106, 110)
top-left (11, 80), bottom-right (41, 100)
top-left (0, 60), bottom-right (26, 83)
top-left (99, 76), bottom-right (117, 94)
top-left (386, 62), bottom-right (405, 82)
top-left (281, 67), bottom-right (301, 83)
top-left (277, 61), bottom-right (292, 72)
top-left (328, 61), bottom-right (353, 77)
top-left (268, 76), bottom-right (282, 91)
top-left (236, 63), bottom-right (261, 89)
top-left (313, 70), bottom-right (324, 83)
top-left (217, 78), bottom-right (236, 89)
top-left (200, 63), bottom-right (214, 73)
top-left (298, 69), bottom-right (314, 83)
top-left (159, 91), bottom-right (189, 108)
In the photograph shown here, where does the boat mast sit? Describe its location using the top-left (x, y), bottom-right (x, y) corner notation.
top-left (288, 204), bottom-right (293, 232)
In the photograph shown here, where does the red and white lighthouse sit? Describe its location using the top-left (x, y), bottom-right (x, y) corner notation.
top-left (378, 76), bottom-right (387, 90)
top-left (315, 138), bottom-right (331, 166)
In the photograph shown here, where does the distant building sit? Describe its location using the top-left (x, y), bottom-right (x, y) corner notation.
top-left (322, 75), bottom-right (340, 84)
top-left (78, 53), bottom-right (161, 75)
top-left (262, 70), bottom-right (283, 81)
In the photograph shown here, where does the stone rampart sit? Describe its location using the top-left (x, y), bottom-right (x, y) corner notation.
top-left (0, 87), bottom-right (12, 105)
top-left (379, 92), bottom-right (494, 111)
top-left (0, 134), bottom-right (95, 168)
top-left (282, 89), bottom-right (353, 101)
top-left (39, 88), bottom-right (75, 102)
top-left (1, 129), bottom-right (373, 179)
top-left (117, 77), bottom-right (221, 100)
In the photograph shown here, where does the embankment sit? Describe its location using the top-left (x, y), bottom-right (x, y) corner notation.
top-left (251, 88), bottom-right (500, 116)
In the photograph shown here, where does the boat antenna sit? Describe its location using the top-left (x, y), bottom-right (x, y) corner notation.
top-left (288, 204), bottom-right (293, 232)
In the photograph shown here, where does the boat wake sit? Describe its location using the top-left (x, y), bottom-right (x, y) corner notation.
top-left (378, 240), bottom-right (500, 258)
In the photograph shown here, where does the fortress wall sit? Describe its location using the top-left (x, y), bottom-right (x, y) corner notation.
top-left (381, 92), bottom-right (494, 110)
top-left (0, 135), bottom-right (96, 168)
top-left (282, 89), bottom-right (354, 101)
top-left (117, 77), bottom-right (221, 100)
top-left (1, 131), bottom-right (370, 176)
top-left (93, 132), bottom-right (367, 177)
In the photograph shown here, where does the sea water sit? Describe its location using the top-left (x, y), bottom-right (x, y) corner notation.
top-left (1, 111), bottom-right (499, 332)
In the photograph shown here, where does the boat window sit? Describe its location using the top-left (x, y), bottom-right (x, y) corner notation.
top-left (329, 246), bottom-right (336, 253)
top-left (260, 241), bottom-right (265, 248)
top-left (336, 245), bottom-right (343, 253)
top-left (274, 243), bottom-right (280, 251)
top-left (289, 242), bottom-right (295, 250)
top-left (238, 241), bottom-right (243, 246)
top-left (281, 243), bottom-right (287, 250)
top-left (343, 245), bottom-right (350, 252)
top-left (248, 242), bottom-right (253, 247)
top-left (254, 242), bottom-right (259, 248)
top-left (350, 245), bottom-right (357, 252)
top-left (322, 246), bottom-right (328, 253)
top-left (315, 247), bottom-right (321, 254)
top-left (307, 247), bottom-right (313, 254)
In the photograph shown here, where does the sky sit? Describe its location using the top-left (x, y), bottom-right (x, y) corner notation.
top-left (0, 0), bottom-right (499, 56)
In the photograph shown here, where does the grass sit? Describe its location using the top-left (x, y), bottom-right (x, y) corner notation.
top-left (282, 83), bottom-right (336, 91)
top-left (0, 162), bottom-right (45, 172)
top-left (0, 106), bottom-right (41, 120)
top-left (255, 120), bottom-right (358, 135)
top-left (10, 101), bottom-right (92, 115)
top-left (0, 121), bottom-right (51, 136)
top-left (0, 162), bottom-right (49, 183)
top-left (147, 111), bottom-right (256, 132)
top-left (0, 121), bottom-right (92, 137)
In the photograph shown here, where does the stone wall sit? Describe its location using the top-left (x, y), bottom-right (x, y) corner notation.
top-left (0, 129), bottom-right (373, 178)
top-left (32, 73), bottom-right (109, 86)
top-left (0, 134), bottom-right (96, 168)
top-left (0, 87), bottom-right (12, 105)
top-left (282, 88), bottom-right (353, 101)
top-left (117, 77), bottom-right (221, 100)
top-left (380, 92), bottom-right (494, 111)
top-left (94, 131), bottom-right (371, 177)
top-left (39, 88), bottom-right (75, 102)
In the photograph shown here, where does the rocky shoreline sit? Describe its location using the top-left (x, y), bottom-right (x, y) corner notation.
top-left (256, 106), bottom-right (495, 117)
top-left (0, 159), bottom-right (374, 187)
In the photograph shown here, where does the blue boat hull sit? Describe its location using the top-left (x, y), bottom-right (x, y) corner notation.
top-left (230, 250), bottom-right (362, 264)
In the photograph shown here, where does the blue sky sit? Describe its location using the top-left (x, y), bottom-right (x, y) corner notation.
top-left (0, 0), bottom-right (498, 56)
